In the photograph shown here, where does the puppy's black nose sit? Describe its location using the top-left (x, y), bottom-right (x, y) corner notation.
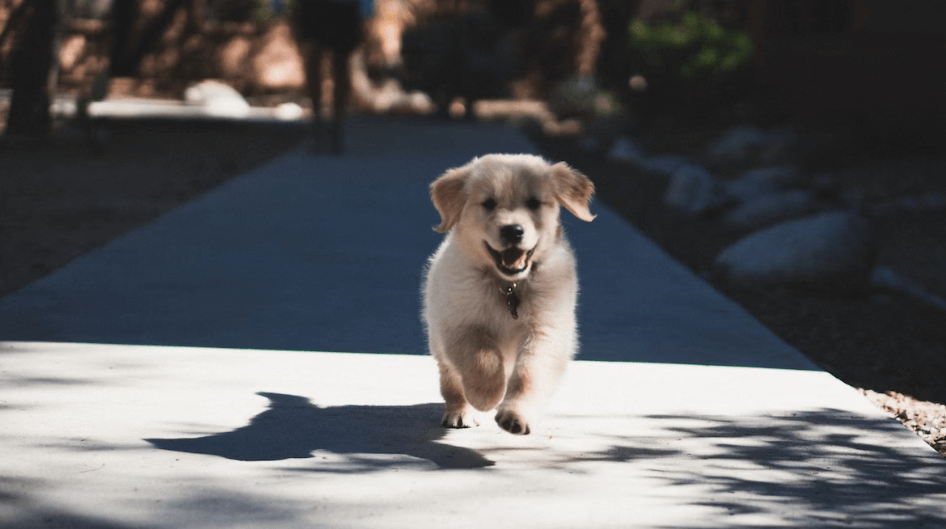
top-left (500, 224), bottom-right (525, 244)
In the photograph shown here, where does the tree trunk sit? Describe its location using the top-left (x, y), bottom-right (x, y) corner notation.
top-left (110, 0), bottom-right (138, 77)
top-left (6, 0), bottom-right (62, 137)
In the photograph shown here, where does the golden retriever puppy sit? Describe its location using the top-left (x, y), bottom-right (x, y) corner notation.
top-left (422, 154), bottom-right (595, 435)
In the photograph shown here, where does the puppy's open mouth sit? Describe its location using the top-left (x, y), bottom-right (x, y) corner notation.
top-left (485, 243), bottom-right (535, 277)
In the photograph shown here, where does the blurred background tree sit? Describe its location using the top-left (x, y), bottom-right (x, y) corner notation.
top-left (5, 0), bottom-right (63, 136)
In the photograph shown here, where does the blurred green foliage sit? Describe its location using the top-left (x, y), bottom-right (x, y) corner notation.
top-left (625, 11), bottom-right (754, 111)
top-left (252, 0), bottom-right (296, 23)
top-left (629, 12), bottom-right (754, 82)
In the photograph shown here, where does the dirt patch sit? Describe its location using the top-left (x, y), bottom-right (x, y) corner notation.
top-left (0, 118), bottom-right (307, 298)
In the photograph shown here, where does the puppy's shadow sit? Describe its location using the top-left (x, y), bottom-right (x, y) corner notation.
top-left (147, 392), bottom-right (492, 469)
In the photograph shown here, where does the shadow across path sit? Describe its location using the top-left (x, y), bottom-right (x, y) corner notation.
top-left (630, 410), bottom-right (946, 527)
top-left (147, 402), bottom-right (946, 524)
top-left (147, 392), bottom-right (493, 469)
top-left (3, 343), bottom-right (946, 527)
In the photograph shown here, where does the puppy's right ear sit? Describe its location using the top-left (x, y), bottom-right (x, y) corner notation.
top-left (430, 163), bottom-right (472, 233)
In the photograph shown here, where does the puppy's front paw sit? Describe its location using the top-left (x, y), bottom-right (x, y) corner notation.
top-left (442, 409), bottom-right (480, 429)
top-left (495, 408), bottom-right (532, 435)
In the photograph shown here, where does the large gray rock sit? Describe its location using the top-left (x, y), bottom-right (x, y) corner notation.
top-left (708, 125), bottom-right (766, 161)
top-left (708, 126), bottom-right (796, 165)
top-left (722, 190), bottom-right (825, 230)
top-left (871, 266), bottom-right (946, 312)
top-left (663, 164), bottom-right (727, 215)
top-left (713, 211), bottom-right (875, 292)
top-left (640, 154), bottom-right (690, 176)
top-left (725, 167), bottom-right (800, 203)
top-left (606, 136), bottom-right (646, 164)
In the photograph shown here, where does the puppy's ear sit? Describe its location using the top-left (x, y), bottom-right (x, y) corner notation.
top-left (430, 162), bottom-right (472, 233)
top-left (551, 162), bottom-right (596, 222)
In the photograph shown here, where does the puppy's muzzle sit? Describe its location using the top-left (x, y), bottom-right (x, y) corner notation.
top-left (485, 243), bottom-right (535, 277)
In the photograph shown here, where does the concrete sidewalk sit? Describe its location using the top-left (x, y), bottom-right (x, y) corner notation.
top-left (2, 117), bottom-right (945, 528)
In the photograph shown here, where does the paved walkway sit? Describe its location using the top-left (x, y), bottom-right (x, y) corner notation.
top-left (1, 117), bottom-right (944, 528)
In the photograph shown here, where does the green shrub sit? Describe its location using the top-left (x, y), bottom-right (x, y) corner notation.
top-left (253, 0), bottom-right (296, 23)
top-left (626, 12), bottom-right (754, 108)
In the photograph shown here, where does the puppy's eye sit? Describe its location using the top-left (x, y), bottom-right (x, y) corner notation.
top-left (527, 198), bottom-right (541, 210)
top-left (482, 198), bottom-right (497, 211)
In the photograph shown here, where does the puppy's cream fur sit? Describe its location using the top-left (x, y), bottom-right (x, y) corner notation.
top-left (422, 154), bottom-right (595, 435)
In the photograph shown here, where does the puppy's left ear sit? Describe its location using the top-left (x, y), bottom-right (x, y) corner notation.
top-left (551, 162), bottom-right (596, 222)
top-left (430, 162), bottom-right (473, 233)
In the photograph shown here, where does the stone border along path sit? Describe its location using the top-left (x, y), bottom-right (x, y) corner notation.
top-left (1, 116), bottom-right (945, 528)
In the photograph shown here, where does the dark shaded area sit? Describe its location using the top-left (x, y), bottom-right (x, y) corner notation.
top-left (0, 477), bottom-right (159, 529)
top-left (290, 0), bottom-right (366, 153)
top-left (0, 118), bottom-right (306, 299)
top-left (533, 132), bottom-right (946, 406)
top-left (109, 0), bottom-right (189, 78)
top-left (5, 0), bottom-right (59, 136)
top-left (399, 7), bottom-right (521, 116)
top-left (147, 392), bottom-right (493, 469)
top-left (0, 2), bottom-right (29, 82)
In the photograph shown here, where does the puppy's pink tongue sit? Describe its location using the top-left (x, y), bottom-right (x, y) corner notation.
top-left (501, 248), bottom-right (527, 269)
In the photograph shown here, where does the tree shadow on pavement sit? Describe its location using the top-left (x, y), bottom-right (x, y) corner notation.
top-left (0, 477), bottom-right (158, 529)
top-left (615, 410), bottom-right (946, 527)
top-left (146, 392), bottom-right (493, 469)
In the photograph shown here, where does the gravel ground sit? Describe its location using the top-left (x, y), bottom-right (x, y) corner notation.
top-left (862, 389), bottom-right (946, 455)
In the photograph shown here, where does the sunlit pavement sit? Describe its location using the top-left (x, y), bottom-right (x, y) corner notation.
top-left (2, 116), bottom-right (945, 528)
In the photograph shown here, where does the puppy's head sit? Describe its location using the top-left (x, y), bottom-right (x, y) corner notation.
top-left (430, 154), bottom-right (595, 280)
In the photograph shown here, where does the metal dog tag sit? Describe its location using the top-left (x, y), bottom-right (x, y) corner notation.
top-left (503, 283), bottom-right (519, 319)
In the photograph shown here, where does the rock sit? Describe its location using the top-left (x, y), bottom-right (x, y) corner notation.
top-left (707, 125), bottom-right (765, 161)
top-left (273, 102), bottom-right (304, 121)
top-left (663, 164), bottom-right (727, 215)
top-left (810, 174), bottom-right (839, 195)
top-left (756, 128), bottom-right (797, 165)
top-left (869, 193), bottom-right (946, 217)
top-left (606, 137), bottom-right (646, 164)
top-left (722, 190), bottom-right (825, 230)
top-left (871, 266), bottom-right (946, 312)
top-left (920, 192), bottom-right (946, 210)
top-left (867, 202), bottom-right (897, 218)
top-left (548, 75), bottom-right (611, 119)
top-left (580, 136), bottom-right (603, 152)
top-left (708, 125), bottom-right (795, 165)
top-left (896, 196), bottom-right (922, 211)
top-left (840, 187), bottom-right (867, 209)
top-left (725, 166), bottom-right (800, 203)
top-left (603, 137), bottom-right (690, 174)
top-left (640, 154), bottom-right (690, 176)
top-left (891, 194), bottom-right (946, 213)
top-left (713, 211), bottom-right (875, 292)
top-left (184, 80), bottom-right (250, 118)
